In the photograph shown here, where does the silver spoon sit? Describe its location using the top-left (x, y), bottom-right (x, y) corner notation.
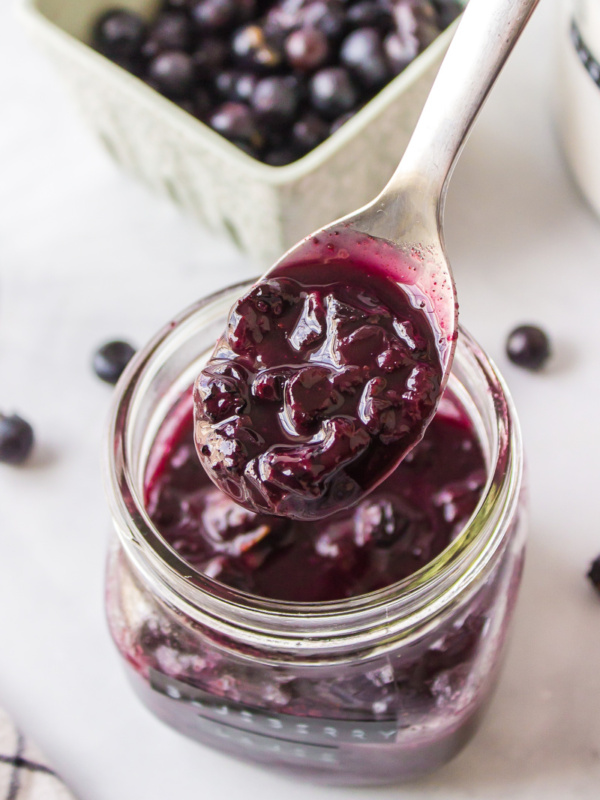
top-left (269, 0), bottom-right (541, 389)
top-left (195, 0), bottom-right (541, 519)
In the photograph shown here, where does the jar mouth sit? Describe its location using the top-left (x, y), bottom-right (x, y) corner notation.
top-left (105, 282), bottom-right (522, 652)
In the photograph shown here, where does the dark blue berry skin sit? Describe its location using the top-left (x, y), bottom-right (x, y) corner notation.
top-left (292, 113), bottom-right (329, 153)
top-left (588, 556), bottom-right (600, 595)
top-left (506, 325), bottom-right (551, 371)
top-left (347, 2), bottom-right (394, 32)
top-left (433, 0), bottom-right (463, 29)
top-left (141, 12), bottom-right (194, 59)
top-left (284, 27), bottom-right (330, 72)
top-left (148, 50), bottom-right (195, 97)
top-left (340, 27), bottom-right (391, 89)
top-left (191, 37), bottom-right (228, 75)
top-left (309, 67), bottom-right (358, 120)
top-left (215, 71), bottom-right (259, 103)
top-left (302, 0), bottom-right (346, 42)
top-left (93, 341), bottom-right (137, 385)
top-left (329, 109), bottom-right (356, 134)
top-left (209, 102), bottom-right (264, 149)
top-left (264, 147), bottom-right (299, 166)
top-left (0, 414), bottom-right (34, 465)
top-left (251, 76), bottom-right (300, 126)
top-left (190, 0), bottom-right (238, 32)
top-left (384, 30), bottom-right (419, 75)
top-left (231, 25), bottom-right (282, 71)
top-left (92, 9), bottom-right (146, 60)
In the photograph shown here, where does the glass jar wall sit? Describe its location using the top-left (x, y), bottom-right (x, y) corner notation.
top-left (104, 282), bottom-right (525, 785)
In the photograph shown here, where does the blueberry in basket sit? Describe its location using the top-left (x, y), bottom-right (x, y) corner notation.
top-left (91, 0), bottom-right (464, 166)
top-left (505, 324), bottom-right (551, 371)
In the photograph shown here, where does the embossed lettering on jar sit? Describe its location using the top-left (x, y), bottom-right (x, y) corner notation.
top-left (104, 282), bottom-right (526, 785)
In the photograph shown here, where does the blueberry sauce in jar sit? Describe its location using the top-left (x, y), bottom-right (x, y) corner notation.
top-left (194, 260), bottom-right (444, 521)
top-left (147, 387), bottom-right (484, 602)
top-left (104, 284), bottom-right (525, 785)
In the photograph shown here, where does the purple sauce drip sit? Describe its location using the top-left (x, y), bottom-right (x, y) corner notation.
top-left (145, 387), bottom-right (485, 603)
top-left (193, 262), bottom-right (443, 520)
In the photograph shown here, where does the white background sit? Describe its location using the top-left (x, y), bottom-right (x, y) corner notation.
top-left (1, 0), bottom-right (600, 797)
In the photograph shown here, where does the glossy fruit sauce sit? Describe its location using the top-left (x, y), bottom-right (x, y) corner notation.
top-left (145, 385), bottom-right (485, 602)
top-left (193, 259), bottom-right (446, 521)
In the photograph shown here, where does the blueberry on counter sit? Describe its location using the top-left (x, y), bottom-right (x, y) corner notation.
top-left (588, 556), bottom-right (600, 595)
top-left (93, 340), bottom-right (137, 385)
top-left (0, 414), bottom-right (34, 465)
top-left (506, 325), bottom-right (551, 371)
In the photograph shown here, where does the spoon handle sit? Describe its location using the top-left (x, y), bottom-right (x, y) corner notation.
top-left (384, 0), bottom-right (540, 219)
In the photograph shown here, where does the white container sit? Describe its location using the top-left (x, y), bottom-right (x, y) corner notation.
top-left (18, 0), bottom-right (463, 267)
top-left (557, 0), bottom-right (600, 217)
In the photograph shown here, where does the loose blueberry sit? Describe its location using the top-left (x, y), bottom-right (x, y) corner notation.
top-left (309, 67), bottom-right (358, 119)
top-left (506, 325), bottom-right (551, 371)
top-left (148, 50), bottom-right (195, 97)
top-left (0, 414), bottom-right (35, 465)
top-left (284, 27), bottom-right (330, 72)
top-left (588, 556), bottom-right (600, 595)
top-left (92, 9), bottom-right (146, 60)
top-left (93, 340), bottom-right (137, 385)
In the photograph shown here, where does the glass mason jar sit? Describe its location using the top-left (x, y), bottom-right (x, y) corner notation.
top-left (104, 281), bottom-right (525, 786)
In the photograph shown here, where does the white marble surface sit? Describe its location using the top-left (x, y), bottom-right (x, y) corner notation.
top-left (1, 1), bottom-right (600, 798)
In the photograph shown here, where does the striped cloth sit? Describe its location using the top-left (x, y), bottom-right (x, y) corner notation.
top-left (0, 707), bottom-right (76, 800)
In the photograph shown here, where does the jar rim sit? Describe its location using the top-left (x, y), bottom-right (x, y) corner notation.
top-left (104, 282), bottom-right (523, 655)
